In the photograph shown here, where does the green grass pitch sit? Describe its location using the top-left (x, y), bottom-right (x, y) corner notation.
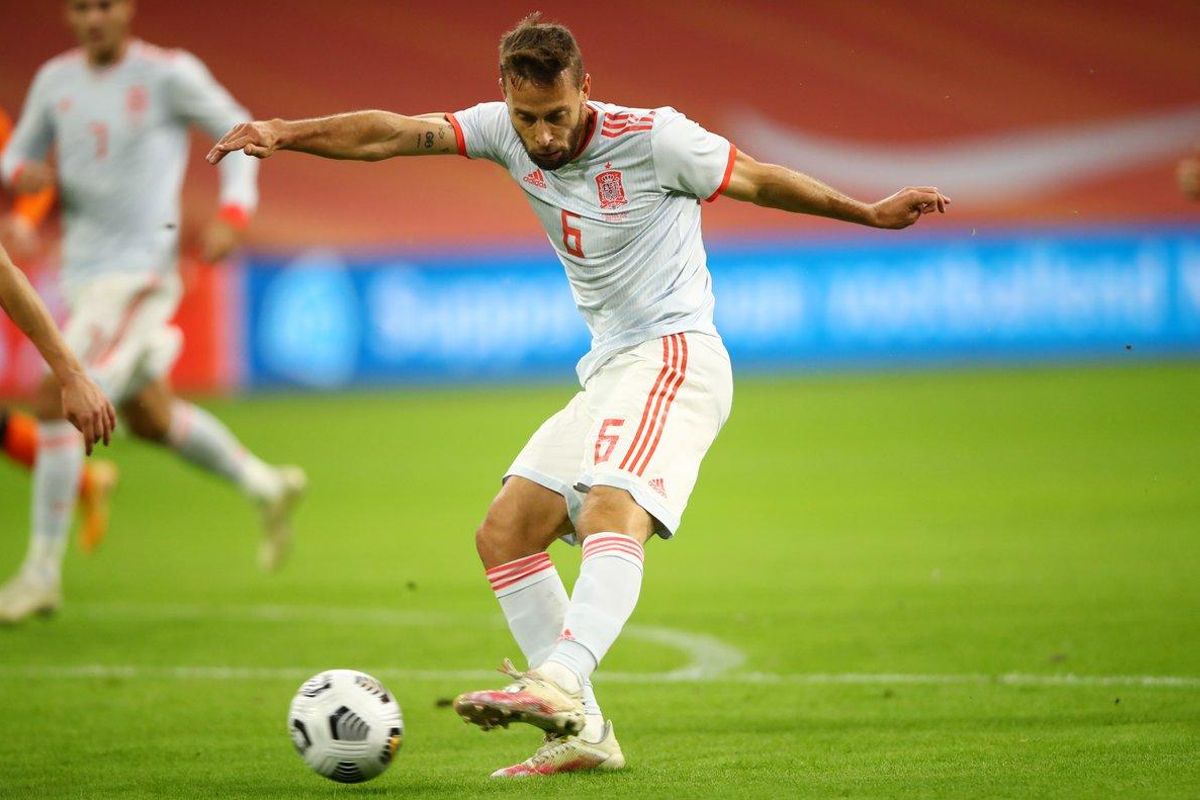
top-left (0, 362), bottom-right (1197, 798)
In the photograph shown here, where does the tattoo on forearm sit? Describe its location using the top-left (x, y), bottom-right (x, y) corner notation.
top-left (424, 132), bottom-right (434, 149)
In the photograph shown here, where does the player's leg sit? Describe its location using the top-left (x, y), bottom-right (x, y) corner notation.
top-left (472, 485), bottom-right (639, 778)
top-left (0, 376), bottom-right (80, 623)
top-left (464, 478), bottom-right (627, 776)
top-left (535, 487), bottom-right (653, 694)
top-left (540, 333), bottom-right (732, 700)
top-left (456, 396), bottom-right (625, 775)
top-left (120, 378), bottom-right (306, 570)
top-left (1, 406), bottom-right (119, 553)
top-left (475, 475), bottom-right (575, 681)
top-left (460, 333), bottom-right (732, 752)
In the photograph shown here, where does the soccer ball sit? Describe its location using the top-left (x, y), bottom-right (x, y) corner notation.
top-left (287, 669), bottom-right (404, 783)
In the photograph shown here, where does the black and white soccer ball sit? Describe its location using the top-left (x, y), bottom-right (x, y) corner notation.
top-left (287, 669), bottom-right (404, 783)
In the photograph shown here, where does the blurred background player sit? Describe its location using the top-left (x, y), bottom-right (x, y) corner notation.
top-left (1, 104), bottom-right (119, 554)
top-left (208, 13), bottom-right (947, 777)
top-left (0, 0), bottom-right (306, 624)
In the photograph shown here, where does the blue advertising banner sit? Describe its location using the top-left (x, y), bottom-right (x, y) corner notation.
top-left (240, 228), bottom-right (1200, 389)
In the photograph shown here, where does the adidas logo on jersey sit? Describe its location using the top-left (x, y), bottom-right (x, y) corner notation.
top-left (522, 169), bottom-right (547, 189)
top-left (648, 478), bottom-right (666, 497)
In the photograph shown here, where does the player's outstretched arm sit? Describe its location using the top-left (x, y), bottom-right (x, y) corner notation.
top-left (722, 150), bottom-right (950, 229)
top-left (0, 243), bottom-right (115, 453)
top-left (206, 111), bottom-right (458, 164)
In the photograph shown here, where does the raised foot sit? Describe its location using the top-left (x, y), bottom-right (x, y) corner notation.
top-left (454, 658), bottom-right (585, 736)
top-left (258, 465), bottom-right (307, 572)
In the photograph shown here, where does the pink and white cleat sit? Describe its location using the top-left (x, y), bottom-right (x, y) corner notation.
top-left (490, 722), bottom-right (626, 777)
top-left (454, 658), bottom-right (585, 735)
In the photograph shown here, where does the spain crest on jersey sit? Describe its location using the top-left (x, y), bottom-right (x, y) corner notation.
top-left (595, 168), bottom-right (628, 209)
top-left (127, 86), bottom-right (148, 121)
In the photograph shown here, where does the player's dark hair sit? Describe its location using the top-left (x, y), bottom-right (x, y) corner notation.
top-left (499, 13), bottom-right (585, 89)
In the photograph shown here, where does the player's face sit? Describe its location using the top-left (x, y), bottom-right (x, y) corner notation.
top-left (503, 72), bottom-right (592, 171)
top-left (65, 0), bottom-right (133, 63)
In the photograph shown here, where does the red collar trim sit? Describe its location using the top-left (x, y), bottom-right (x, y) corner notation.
top-left (569, 105), bottom-right (598, 161)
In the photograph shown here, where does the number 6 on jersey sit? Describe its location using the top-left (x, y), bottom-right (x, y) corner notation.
top-left (561, 209), bottom-right (584, 258)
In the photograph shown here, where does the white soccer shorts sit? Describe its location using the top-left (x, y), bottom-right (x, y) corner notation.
top-left (506, 331), bottom-right (733, 539)
top-left (62, 271), bottom-right (183, 403)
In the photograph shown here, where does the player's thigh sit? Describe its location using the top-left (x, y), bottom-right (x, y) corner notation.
top-left (575, 485), bottom-right (654, 543)
top-left (120, 377), bottom-right (175, 441)
top-left (577, 332), bottom-right (732, 538)
top-left (476, 476), bottom-right (573, 568)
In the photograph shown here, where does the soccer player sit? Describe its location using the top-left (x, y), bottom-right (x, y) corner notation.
top-left (1, 105), bottom-right (119, 552)
top-left (208, 13), bottom-right (949, 777)
top-left (0, 0), bottom-right (307, 624)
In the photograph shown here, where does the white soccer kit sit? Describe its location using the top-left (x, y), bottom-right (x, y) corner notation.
top-left (448, 101), bottom-right (737, 535)
top-left (0, 40), bottom-right (258, 400)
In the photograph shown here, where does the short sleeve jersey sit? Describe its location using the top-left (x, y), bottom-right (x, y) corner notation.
top-left (448, 101), bottom-right (736, 384)
top-left (0, 40), bottom-right (258, 290)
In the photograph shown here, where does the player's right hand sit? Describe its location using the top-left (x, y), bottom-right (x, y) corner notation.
top-left (207, 120), bottom-right (285, 164)
top-left (60, 371), bottom-right (117, 456)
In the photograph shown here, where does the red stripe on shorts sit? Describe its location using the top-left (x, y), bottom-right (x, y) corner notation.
top-left (625, 334), bottom-right (684, 474)
top-left (634, 333), bottom-right (689, 476)
top-left (619, 336), bottom-right (675, 471)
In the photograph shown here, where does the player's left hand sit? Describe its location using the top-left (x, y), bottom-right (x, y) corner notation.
top-left (60, 371), bottom-right (117, 456)
top-left (201, 218), bottom-right (241, 263)
top-left (870, 187), bottom-right (951, 229)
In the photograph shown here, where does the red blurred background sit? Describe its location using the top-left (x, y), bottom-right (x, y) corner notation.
top-left (3, 0), bottom-right (1197, 249)
top-left (1, 0), bottom-right (1197, 395)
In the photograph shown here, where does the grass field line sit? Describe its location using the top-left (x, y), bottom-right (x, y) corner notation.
top-left (1, 664), bottom-right (1197, 688)
top-left (6, 603), bottom-right (1198, 689)
top-left (68, 601), bottom-right (747, 679)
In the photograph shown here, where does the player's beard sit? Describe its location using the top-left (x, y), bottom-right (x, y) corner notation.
top-left (526, 103), bottom-right (590, 172)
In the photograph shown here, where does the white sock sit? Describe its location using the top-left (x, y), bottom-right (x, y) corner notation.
top-left (25, 421), bottom-right (84, 583)
top-left (486, 551), bottom-right (604, 731)
top-left (167, 402), bottom-right (280, 503)
top-left (545, 532), bottom-right (645, 687)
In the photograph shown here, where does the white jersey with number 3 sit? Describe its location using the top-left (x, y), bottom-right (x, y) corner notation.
top-left (0, 40), bottom-right (258, 291)
top-left (448, 101), bottom-right (736, 384)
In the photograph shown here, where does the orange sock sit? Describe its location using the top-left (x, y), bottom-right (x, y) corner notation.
top-left (1, 409), bottom-right (38, 469)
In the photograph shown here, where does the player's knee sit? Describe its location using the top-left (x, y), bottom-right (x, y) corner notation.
top-left (121, 387), bottom-right (173, 442)
top-left (577, 486), bottom-right (653, 541)
top-left (475, 506), bottom-right (516, 562)
top-left (122, 403), bottom-right (169, 441)
top-left (474, 504), bottom-right (536, 568)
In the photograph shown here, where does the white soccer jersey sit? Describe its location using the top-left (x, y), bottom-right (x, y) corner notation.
top-left (448, 101), bottom-right (736, 384)
top-left (0, 40), bottom-right (258, 291)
